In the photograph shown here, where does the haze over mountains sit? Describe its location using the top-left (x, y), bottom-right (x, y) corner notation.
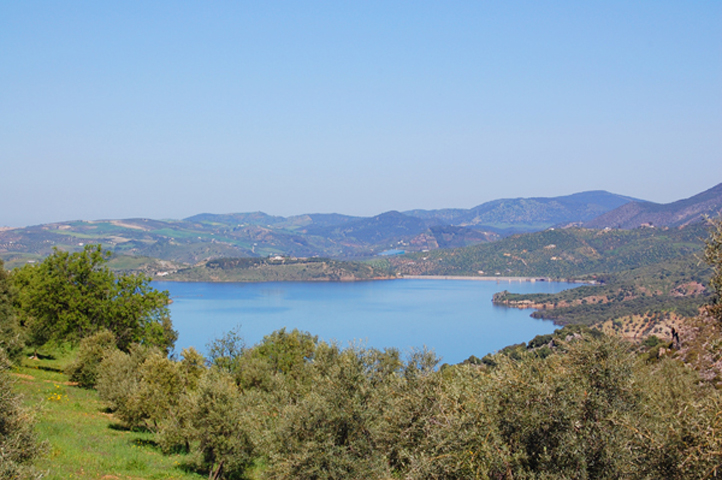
top-left (1, 184), bottom-right (720, 269)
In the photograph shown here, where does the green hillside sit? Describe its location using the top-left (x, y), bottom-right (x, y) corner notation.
top-left (389, 224), bottom-right (707, 279)
top-left (163, 256), bottom-right (393, 282)
top-left (493, 254), bottom-right (711, 326)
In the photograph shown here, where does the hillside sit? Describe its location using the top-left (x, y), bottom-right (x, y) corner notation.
top-left (492, 254), bottom-right (711, 330)
top-left (405, 190), bottom-right (639, 233)
top-left (1, 189), bottom-right (638, 267)
top-left (585, 182), bottom-right (722, 229)
top-left (389, 223), bottom-right (708, 279)
top-left (162, 256), bottom-right (393, 282)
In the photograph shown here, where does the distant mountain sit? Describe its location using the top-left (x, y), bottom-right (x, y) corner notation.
top-left (405, 191), bottom-right (639, 233)
top-left (585, 183), bottom-right (722, 229)
top-left (306, 211), bottom-right (429, 245)
top-left (184, 211), bottom-right (288, 227)
top-left (0, 189), bottom-right (648, 269)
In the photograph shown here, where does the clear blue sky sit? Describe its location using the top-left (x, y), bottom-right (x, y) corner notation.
top-left (1, 1), bottom-right (720, 227)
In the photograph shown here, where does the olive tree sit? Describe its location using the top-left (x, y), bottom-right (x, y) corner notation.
top-left (705, 216), bottom-right (722, 321)
top-left (0, 349), bottom-right (44, 480)
top-left (65, 329), bottom-right (117, 388)
top-left (0, 261), bottom-right (23, 363)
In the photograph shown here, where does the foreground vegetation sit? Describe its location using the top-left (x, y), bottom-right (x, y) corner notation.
top-left (1, 218), bottom-right (722, 479)
top-left (9, 346), bottom-right (204, 480)
top-left (8, 327), bottom-right (721, 479)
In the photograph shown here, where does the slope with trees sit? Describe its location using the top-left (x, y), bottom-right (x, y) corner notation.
top-left (390, 223), bottom-right (707, 278)
top-left (163, 256), bottom-right (394, 282)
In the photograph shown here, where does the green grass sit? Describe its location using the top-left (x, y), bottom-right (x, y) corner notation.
top-left (11, 352), bottom-right (204, 480)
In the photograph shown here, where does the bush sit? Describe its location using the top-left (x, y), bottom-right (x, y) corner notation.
top-left (0, 349), bottom-right (45, 480)
top-left (266, 346), bottom-right (392, 480)
top-left (705, 216), bottom-right (722, 321)
top-left (634, 359), bottom-right (722, 478)
top-left (0, 263), bottom-right (23, 363)
top-left (192, 369), bottom-right (254, 480)
top-left (65, 330), bottom-right (117, 388)
top-left (96, 343), bottom-right (158, 428)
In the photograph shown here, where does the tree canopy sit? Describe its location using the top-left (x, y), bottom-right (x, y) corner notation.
top-left (706, 216), bottom-right (722, 321)
top-left (12, 245), bottom-right (176, 352)
top-left (0, 260), bottom-right (24, 362)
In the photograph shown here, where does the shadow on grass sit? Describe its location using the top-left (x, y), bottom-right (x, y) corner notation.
top-left (131, 437), bottom-right (160, 449)
top-left (32, 352), bottom-right (56, 360)
top-left (108, 422), bottom-right (153, 434)
top-left (177, 460), bottom-right (207, 477)
top-left (22, 362), bottom-right (64, 373)
top-left (177, 454), bottom-right (265, 479)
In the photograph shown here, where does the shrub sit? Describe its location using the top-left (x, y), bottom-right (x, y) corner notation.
top-left (96, 343), bottom-right (158, 428)
top-left (0, 349), bottom-right (45, 480)
top-left (179, 347), bottom-right (206, 390)
top-left (705, 216), bottom-right (722, 321)
top-left (192, 369), bottom-right (254, 480)
top-left (134, 352), bottom-right (184, 431)
top-left (65, 330), bottom-right (117, 388)
top-left (0, 263), bottom-right (23, 363)
top-left (634, 359), bottom-right (722, 478)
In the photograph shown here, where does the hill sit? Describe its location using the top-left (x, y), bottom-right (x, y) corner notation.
top-left (492, 254), bottom-right (711, 330)
top-left (0, 189), bottom-right (641, 269)
top-left (389, 221), bottom-right (714, 337)
top-left (584, 182), bottom-right (722, 229)
top-left (388, 223), bottom-right (708, 279)
top-left (162, 256), bottom-right (393, 282)
top-left (405, 190), bottom-right (639, 233)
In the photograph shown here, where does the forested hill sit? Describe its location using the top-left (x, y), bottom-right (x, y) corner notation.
top-left (162, 256), bottom-right (393, 282)
top-left (584, 182), bottom-right (722, 229)
top-left (388, 223), bottom-right (708, 279)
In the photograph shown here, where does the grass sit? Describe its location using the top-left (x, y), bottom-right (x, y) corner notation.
top-left (11, 348), bottom-right (204, 480)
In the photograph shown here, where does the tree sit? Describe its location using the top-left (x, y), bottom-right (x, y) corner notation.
top-left (192, 370), bottom-right (254, 480)
top-left (0, 349), bottom-right (44, 479)
top-left (0, 260), bottom-right (23, 363)
top-left (65, 329), bottom-right (117, 388)
top-left (705, 216), bottom-right (722, 321)
top-left (12, 245), bottom-right (176, 352)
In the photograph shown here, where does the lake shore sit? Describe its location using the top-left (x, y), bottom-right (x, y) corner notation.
top-left (401, 275), bottom-right (594, 284)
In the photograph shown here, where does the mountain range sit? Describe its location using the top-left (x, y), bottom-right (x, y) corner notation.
top-left (584, 182), bottom-right (722, 229)
top-left (1, 184), bottom-right (720, 269)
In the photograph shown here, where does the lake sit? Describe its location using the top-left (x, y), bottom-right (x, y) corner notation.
top-left (155, 278), bottom-right (577, 365)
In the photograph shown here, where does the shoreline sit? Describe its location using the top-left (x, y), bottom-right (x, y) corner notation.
top-left (155, 274), bottom-right (592, 284)
top-left (400, 275), bottom-right (593, 284)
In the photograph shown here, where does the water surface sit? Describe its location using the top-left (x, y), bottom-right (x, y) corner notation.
top-left (156, 279), bottom-right (576, 365)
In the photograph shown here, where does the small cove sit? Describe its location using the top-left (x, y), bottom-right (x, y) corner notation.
top-left (156, 278), bottom-right (578, 365)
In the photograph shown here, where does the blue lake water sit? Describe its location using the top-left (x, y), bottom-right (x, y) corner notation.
top-left (155, 279), bottom-right (578, 365)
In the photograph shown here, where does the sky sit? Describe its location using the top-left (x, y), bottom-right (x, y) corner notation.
top-left (1, 1), bottom-right (720, 227)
